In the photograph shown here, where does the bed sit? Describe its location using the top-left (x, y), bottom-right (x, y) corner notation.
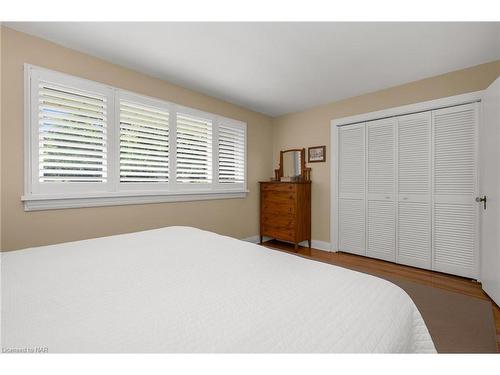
top-left (1, 226), bottom-right (436, 353)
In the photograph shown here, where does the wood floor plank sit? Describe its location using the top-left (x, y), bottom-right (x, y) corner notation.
top-left (261, 239), bottom-right (500, 353)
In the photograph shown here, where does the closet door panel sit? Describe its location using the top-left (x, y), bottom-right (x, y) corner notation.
top-left (338, 124), bottom-right (365, 255)
top-left (339, 124), bottom-right (365, 198)
top-left (397, 112), bottom-right (431, 268)
top-left (432, 103), bottom-right (478, 278)
top-left (338, 124), bottom-right (366, 255)
top-left (367, 200), bottom-right (395, 261)
top-left (434, 203), bottom-right (475, 276)
top-left (366, 119), bottom-right (396, 261)
top-left (339, 199), bottom-right (365, 255)
top-left (398, 202), bottom-right (431, 269)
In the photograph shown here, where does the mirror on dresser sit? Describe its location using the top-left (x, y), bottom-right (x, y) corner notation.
top-left (274, 148), bottom-right (311, 182)
top-left (261, 148), bottom-right (311, 250)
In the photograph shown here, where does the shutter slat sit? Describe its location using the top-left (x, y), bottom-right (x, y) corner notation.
top-left (39, 118), bottom-right (105, 133)
top-left (120, 145), bottom-right (167, 156)
top-left (40, 95), bottom-right (105, 113)
top-left (40, 110), bottom-right (106, 126)
top-left (40, 104), bottom-right (106, 120)
top-left (40, 140), bottom-right (106, 151)
top-left (120, 134), bottom-right (169, 147)
top-left (40, 124), bottom-right (105, 139)
top-left (40, 132), bottom-right (106, 145)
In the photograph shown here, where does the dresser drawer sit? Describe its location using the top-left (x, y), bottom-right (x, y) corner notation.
top-left (261, 201), bottom-right (296, 215)
top-left (261, 225), bottom-right (295, 242)
top-left (261, 183), bottom-right (296, 193)
top-left (261, 214), bottom-right (296, 228)
top-left (261, 190), bottom-right (296, 203)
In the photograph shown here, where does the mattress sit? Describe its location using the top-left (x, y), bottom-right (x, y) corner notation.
top-left (1, 226), bottom-right (436, 353)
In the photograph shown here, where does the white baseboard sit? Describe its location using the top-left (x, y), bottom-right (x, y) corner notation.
top-left (299, 239), bottom-right (332, 252)
top-left (242, 235), bottom-right (333, 252)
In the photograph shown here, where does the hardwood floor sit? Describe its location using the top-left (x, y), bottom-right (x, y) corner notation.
top-left (261, 239), bottom-right (500, 353)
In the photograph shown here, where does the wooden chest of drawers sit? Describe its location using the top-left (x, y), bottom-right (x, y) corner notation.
top-left (259, 181), bottom-right (311, 249)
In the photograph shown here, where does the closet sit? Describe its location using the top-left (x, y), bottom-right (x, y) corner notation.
top-left (336, 102), bottom-right (479, 278)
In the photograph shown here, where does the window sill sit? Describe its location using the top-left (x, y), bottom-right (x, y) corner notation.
top-left (22, 190), bottom-right (249, 211)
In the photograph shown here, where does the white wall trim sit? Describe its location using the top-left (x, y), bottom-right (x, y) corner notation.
top-left (23, 190), bottom-right (248, 211)
top-left (242, 236), bottom-right (333, 252)
top-left (299, 239), bottom-right (332, 252)
top-left (330, 90), bottom-right (483, 265)
top-left (331, 91), bottom-right (483, 127)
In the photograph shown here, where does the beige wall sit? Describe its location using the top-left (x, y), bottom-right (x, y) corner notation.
top-left (2, 26), bottom-right (499, 252)
top-left (272, 60), bottom-right (500, 244)
top-left (0, 27), bottom-right (274, 251)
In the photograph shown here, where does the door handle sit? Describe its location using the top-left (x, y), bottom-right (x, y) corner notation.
top-left (476, 195), bottom-right (487, 210)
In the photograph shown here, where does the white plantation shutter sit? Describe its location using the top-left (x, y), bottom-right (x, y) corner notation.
top-left (176, 113), bottom-right (213, 184)
top-left (38, 82), bottom-right (107, 183)
top-left (26, 66), bottom-right (248, 209)
top-left (218, 123), bottom-right (245, 184)
top-left (120, 100), bottom-right (169, 183)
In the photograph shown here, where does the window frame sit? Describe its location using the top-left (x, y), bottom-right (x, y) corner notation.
top-left (23, 64), bottom-right (248, 211)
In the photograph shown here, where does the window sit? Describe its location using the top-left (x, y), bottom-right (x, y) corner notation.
top-left (23, 65), bottom-right (247, 210)
top-left (176, 112), bottom-right (212, 185)
top-left (38, 82), bottom-right (108, 184)
top-left (218, 122), bottom-right (245, 185)
top-left (119, 97), bottom-right (170, 184)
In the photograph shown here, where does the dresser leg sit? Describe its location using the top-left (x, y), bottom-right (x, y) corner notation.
top-left (259, 235), bottom-right (263, 244)
top-left (308, 239), bottom-right (311, 248)
top-left (294, 243), bottom-right (298, 251)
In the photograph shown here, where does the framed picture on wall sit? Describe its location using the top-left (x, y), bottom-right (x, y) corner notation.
top-left (308, 146), bottom-right (326, 163)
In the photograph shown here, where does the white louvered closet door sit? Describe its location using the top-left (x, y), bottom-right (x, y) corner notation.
top-left (397, 112), bottom-right (432, 269)
top-left (366, 118), bottom-right (396, 262)
top-left (432, 103), bottom-right (479, 278)
top-left (338, 123), bottom-right (366, 255)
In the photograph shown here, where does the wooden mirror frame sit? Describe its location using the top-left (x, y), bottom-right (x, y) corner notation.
top-left (274, 148), bottom-right (311, 181)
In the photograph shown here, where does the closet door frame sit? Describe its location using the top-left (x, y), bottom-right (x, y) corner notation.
top-left (331, 91), bottom-right (483, 279)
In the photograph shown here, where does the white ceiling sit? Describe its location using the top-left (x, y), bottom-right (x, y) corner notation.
top-left (6, 22), bottom-right (500, 116)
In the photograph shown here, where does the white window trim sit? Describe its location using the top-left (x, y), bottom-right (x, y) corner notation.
top-left (23, 64), bottom-right (248, 211)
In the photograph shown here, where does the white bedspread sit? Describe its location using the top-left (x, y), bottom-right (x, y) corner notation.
top-left (1, 226), bottom-right (435, 353)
